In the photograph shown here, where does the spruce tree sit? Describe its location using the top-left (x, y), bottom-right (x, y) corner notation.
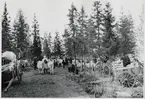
top-left (77, 6), bottom-right (89, 58)
top-left (118, 14), bottom-right (135, 56)
top-left (67, 3), bottom-right (79, 68)
top-left (48, 32), bottom-right (52, 50)
top-left (86, 18), bottom-right (97, 57)
top-left (32, 14), bottom-right (42, 58)
top-left (102, 2), bottom-right (119, 57)
top-left (63, 29), bottom-right (73, 57)
top-left (91, 1), bottom-right (104, 57)
top-left (43, 33), bottom-right (51, 58)
top-left (2, 2), bottom-right (12, 52)
top-left (11, 9), bottom-right (30, 58)
top-left (53, 32), bottom-right (63, 57)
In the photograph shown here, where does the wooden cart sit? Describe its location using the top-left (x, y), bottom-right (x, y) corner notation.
top-left (112, 59), bottom-right (143, 88)
top-left (2, 52), bottom-right (23, 85)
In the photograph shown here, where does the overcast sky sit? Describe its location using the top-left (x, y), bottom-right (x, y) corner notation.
top-left (0, 0), bottom-right (144, 38)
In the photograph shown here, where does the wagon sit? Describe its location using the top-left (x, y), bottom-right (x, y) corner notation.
top-left (112, 57), bottom-right (143, 88)
top-left (2, 51), bottom-right (23, 85)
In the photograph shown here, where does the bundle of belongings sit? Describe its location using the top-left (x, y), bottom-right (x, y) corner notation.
top-left (2, 51), bottom-right (17, 73)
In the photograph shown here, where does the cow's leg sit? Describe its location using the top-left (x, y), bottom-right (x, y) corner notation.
top-left (50, 66), bottom-right (52, 74)
top-left (46, 69), bottom-right (48, 74)
top-left (43, 68), bottom-right (45, 74)
top-left (42, 68), bottom-right (44, 74)
top-left (41, 68), bottom-right (43, 74)
top-left (52, 66), bottom-right (54, 74)
top-left (4, 78), bottom-right (14, 92)
top-left (38, 68), bottom-right (40, 74)
top-left (39, 68), bottom-right (41, 74)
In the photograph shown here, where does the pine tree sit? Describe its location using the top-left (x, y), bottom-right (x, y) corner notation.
top-left (32, 14), bottom-right (42, 58)
top-left (91, 1), bottom-right (104, 57)
top-left (63, 3), bottom-right (79, 58)
top-left (102, 2), bottom-right (119, 57)
top-left (66, 3), bottom-right (80, 73)
top-left (118, 14), bottom-right (135, 56)
top-left (12, 9), bottom-right (30, 58)
top-left (48, 32), bottom-right (52, 51)
top-left (43, 33), bottom-right (51, 58)
top-left (86, 18), bottom-right (97, 57)
top-left (77, 6), bottom-right (88, 37)
top-left (63, 28), bottom-right (73, 57)
top-left (53, 32), bottom-right (63, 57)
top-left (77, 6), bottom-right (89, 58)
top-left (2, 2), bottom-right (12, 52)
top-left (68, 3), bottom-right (78, 37)
top-left (68, 3), bottom-right (78, 56)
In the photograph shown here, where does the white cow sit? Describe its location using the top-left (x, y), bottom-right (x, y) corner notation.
top-left (57, 58), bottom-right (63, 67)
top-left (37, 61), bottom-right (43, 74)
top-left (42, 56), bottom-right (49, 74)
top-left (76, 60), bottom-right (83, 71)
top-left (85, 60), bottom-right (96, 71)
top-left (48, 59), bottom-right (54, 74)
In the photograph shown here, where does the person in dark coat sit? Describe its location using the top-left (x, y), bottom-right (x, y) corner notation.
top-left (33, 57), bottom-right (38, 70)
top-left (62, 59), bottom-right (65, 68)
top-left (53, 59), bottom-right (57, 69)
top-left (121, 55), bottom-right (131, 67)
top-left (65, 58), bottom-right (68, 66)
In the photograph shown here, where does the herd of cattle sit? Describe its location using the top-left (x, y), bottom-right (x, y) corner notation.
top-left (34, 55), bottom-right (99, 75)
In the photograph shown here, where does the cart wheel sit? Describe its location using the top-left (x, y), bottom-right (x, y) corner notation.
top-left (117, 72), bottom-right (134, 87)
top-left (104, 66), bottom-right (109, 75)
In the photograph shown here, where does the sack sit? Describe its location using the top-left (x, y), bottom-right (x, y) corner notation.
top-left (122, 56), bottom-right (131, 67)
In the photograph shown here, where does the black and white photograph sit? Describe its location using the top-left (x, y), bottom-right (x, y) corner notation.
top-left (0, 0), bottom-right (144, 98)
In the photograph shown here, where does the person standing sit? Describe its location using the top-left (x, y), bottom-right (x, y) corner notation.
top-left (42, 56), bottom-right (49, 74)
top-left (33, 57), bottom-right (37, 70)
top-left (62, 58), bottom-right (65, 68)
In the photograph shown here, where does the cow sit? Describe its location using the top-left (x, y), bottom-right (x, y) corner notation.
top-left (48, 59), bottom-right (54, 75)
top-left (57, 58), bottom-right (63, 67)
top-left (68, 59), bottom-right (81, 74)
top-left (37, 60), bottom-right (43, 74)
top-left (77, 60), bottom-right (83, 72)
top-left (42, 56), bottom-right (49, 74)
top-left (85, 60), bottom-right (96, 72)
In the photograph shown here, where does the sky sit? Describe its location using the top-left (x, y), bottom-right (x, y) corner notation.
top-left (0, 0), bottom-right (144, 38)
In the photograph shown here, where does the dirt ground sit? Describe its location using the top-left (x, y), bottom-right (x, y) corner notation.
top-left (2, 67), bottom-right (90, 98)
top-left (2, 66), bottom-right (143, 98)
